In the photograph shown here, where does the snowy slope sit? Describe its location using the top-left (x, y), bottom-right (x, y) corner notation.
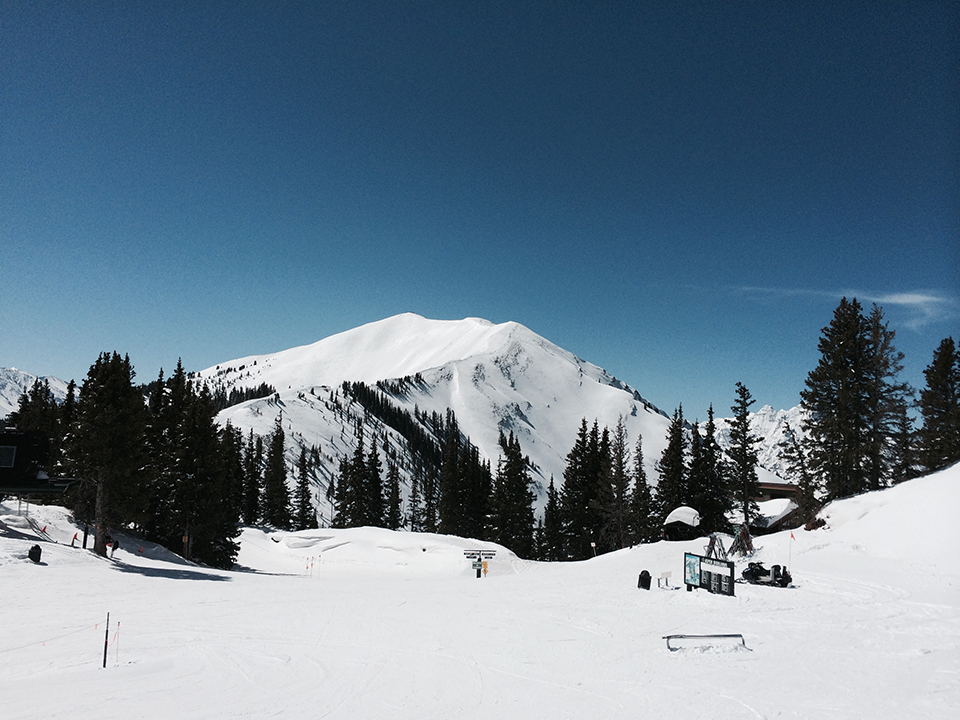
top-left (0, 367), bottom-right (69, 420)
top-left (206, 314), bottom-right (674, 506)
top-left (1, 465), bottom-right (957, 719)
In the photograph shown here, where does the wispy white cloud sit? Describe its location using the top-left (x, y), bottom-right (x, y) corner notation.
top-left (732, 286), bottom-right (960, 330)
top-left (851, 291), bottom-right (959, 329)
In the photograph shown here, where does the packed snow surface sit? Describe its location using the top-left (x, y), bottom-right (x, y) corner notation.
top-left (2, 467), bottom-right (958, 719)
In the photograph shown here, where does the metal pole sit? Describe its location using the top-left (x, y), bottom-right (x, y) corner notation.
top-left (102, 612), bottom-right (109, 669)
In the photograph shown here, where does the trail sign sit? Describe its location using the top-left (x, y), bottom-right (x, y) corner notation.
top-left (684, 552), bottom-right (735, 596)
top-left (464, 549), bottom-right (496, 578)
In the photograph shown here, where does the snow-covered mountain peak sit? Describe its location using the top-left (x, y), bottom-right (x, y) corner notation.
top-left (0, 367), bottom-right (69, 419)
top-left (208, 314), bottom-right (673, 501)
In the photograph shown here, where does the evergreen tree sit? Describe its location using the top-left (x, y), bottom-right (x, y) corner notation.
top-left (801, 297), bottom-right (870, 499)
top-left (889, 403), bottom-right (918, 484)
top-left (559, 419), bottom-right (594, 560)
top-left (863, 304), bottom-right (914, 490)
top-left (779, 421), bottom-right (820, 524)
top-left (8, 378), bottom-right (64, 469)
top-left (599, 416), bottom-right (631, 551)
top-left (438, 417), bottom-right (462, 535)
top-left (489, 432), bottom-right (534, 557)
top-left (917, 337), bottom-right (960, 472)
top-left (654, 406), bottom-right (688, 521)
top-left (177, 384), bottom-right (240, 567)
top-left (421, 462), bottom-right (439, 533)
top-left (220, 422), bottom-right (246, 530)
top-left (687, 406), bottom-right (730, 533)
top-left (294, 446), bottom-right (317, 530)
top-left (336, 428), bottom-right (368, 528)
top-left (459, 442), bottom-right (491, 541)
top-left (385, 462), bottom-right (403, 530)
top-left (801, 298), bottom-right (913, 499)
top-left (407, 460), bottom-right (424, 532)
top-left (365, 441), bottom-right (385, 527)
top-left (542, 476), bottom-right (564, 560)
top-left (262, 417), bottom-right (291, 529)
top-left (627, 435), bottom-right (655, 543)
top-left (241, 431), bottom-right (263, 525)
top-left (143, 362), bottom-right (189, 552)
top-left (71, 352), bottom-right (151, 556)
top-left (728, 383), bottom-right (761, 526)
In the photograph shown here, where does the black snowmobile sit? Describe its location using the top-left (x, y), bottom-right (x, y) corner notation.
top-left (741, 561), bottom-right (792, 587)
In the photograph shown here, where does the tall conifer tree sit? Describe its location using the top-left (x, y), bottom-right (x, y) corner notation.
top-left (262, 417), bottom-right (292, 529)
top-left (654, 406), bottom-right (688, 521)
top-left (918, 337), bottom-right (960, 472)
top-left (729, 383), bottom-right (761, 527)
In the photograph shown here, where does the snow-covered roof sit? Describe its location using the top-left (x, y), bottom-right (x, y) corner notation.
top-left (663, 505), bottom-right (700, 527)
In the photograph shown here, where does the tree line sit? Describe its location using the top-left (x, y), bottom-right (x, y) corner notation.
top-left (783, 299), bottom-right (959, 507)
top-left (5, 297), bottom-right (958, 565)
top-left (6, 356), bottom-right (313, 568)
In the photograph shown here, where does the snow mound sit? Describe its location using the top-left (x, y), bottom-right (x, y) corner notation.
top-left (236, 525), bottom-right (517, 577)
top-left (817, 462), bottom-right (960, 560)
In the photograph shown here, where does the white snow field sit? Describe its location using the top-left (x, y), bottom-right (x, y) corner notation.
top-left (2, 465), bottom-right (958, 720)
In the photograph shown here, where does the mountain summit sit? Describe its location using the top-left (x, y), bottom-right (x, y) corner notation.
top-left (198, 314), bottom-right (673, 512)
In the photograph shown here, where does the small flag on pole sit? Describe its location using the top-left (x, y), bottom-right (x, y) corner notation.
top-left (790, 532), bottom-right (795, 540)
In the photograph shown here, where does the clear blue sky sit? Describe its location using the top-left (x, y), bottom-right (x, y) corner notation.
top-left (2, 2), bottom-right (957, 418)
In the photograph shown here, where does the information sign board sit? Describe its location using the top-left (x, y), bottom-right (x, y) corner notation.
top-left (683, 552), bottom-right (735, 596)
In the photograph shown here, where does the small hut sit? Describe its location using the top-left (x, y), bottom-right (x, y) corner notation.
top-left (661, 505), bottom-right (701, 541)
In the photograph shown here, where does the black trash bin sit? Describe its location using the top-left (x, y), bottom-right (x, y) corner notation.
top-left (638, 570), bottom-right (651, 590)
top-left (28, 544), bottom-right (42, 563)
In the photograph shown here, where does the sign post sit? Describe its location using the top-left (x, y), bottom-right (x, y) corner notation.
top-left (463, 550), bottom-right (496, 578)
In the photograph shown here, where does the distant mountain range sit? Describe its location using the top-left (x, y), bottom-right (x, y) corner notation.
top-left (0, 367), bottom-right (69, 419)
top-left (3, 314), bottom-right (802, 517)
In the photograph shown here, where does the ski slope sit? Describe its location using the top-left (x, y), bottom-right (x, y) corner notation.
top-left (1, 465), bottom-right (958, 719)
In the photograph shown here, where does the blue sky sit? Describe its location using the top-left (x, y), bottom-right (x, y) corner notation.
top-left (2, 1), bottom-right (957, 418)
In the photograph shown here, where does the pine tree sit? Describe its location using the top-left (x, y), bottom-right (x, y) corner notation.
top-left (863, 304), bottom-right (914, 490)
top-left (779, 421), bottom-right (819, 524)
top-left (542, 476), bottom-right (564, 560)
top-left (144, 362), bottom-right (188, 553)
top-left (8, 378), bottom-right (63, 469)
top-left (385, 462), bottom-right (403, 530)
top-left (294, 446), bottom-right (317, 530)
top-left (687, 406), bottom-right (730, 533)
top-left (241, 431), bottom-right (263, 525)
top-left (489, 432), bottom-right (534, 557)
top-left (801, 298), bottom-right (913, 499)
top-left (365, 441), bottom-right (385, 527)
top-left (801, 297), bottom-right (870, 499)
top-left (627, 435), bottom-right (655, 543)
top-left (918, 337), bottom-right (960, 472)
top-left (262, 417), bottom-right (292, 529)
top-left (407, 459), bottom-right (424, 532)
top-left (438, 417), bottom-right (462, 535)
top-left (178, 384), bottom-right (240, 567)
top-left (71, 352), bottom-right (151, 557)
top-left (654, 406), bottom-right (688, 521)
top-left (458, 442), bottom-right (491, 541)
top-left (599, 416), bottom-right (631, 551)
top-left (728, 383), bottom-right (761, 526)
top-left (559, 419), bottom-right (594, 560)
